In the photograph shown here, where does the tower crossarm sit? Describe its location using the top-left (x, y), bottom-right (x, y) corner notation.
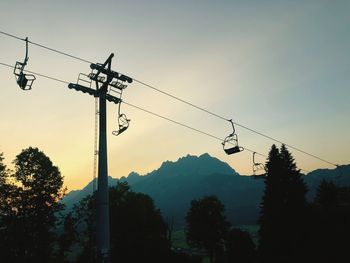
top-left (68, 83), bottom-right (99, 97)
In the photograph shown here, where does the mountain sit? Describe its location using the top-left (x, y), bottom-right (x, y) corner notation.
top-left (303, 165), bottom-right (350, 200)
top-left (62, 176), bottom-right (118, 210)
top-left (62, 153), bottom-right (350, 227)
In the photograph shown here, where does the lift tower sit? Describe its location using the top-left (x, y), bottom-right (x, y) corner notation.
top-left (68, 54), bottom-right (132, 262)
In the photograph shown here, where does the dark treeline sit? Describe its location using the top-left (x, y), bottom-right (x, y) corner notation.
top-left (1, 146), bottom-right (349, 263)
top-left (184, 144), bottom-right (350, 263)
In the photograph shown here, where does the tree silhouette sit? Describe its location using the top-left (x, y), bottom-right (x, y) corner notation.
top-left (0, 152), bottom-right (6, 186)
top-left (315, 179), bottom-right (338, 208)
top-left (0, 152), bottom-right (10, 214)
top-left (75, 194), bottom-right (96, 263)
top-left (307, 181), bottom-right (350, 263)
top-left (0, 152), bottom-right (14, 260)
top-left (56, 212), bottom-right (79, 262)
top-left (258, 144), bottom-right (308, 263)
top-left (76, 182), bottom-right (170, 263)
top-left (226, 228), bottom-right (256, 263)
top-left (1, 147), bottom-right (65, 262)
top-left (185, 195), bottom-right (230, 263)
top-left (109, 182), bottom-right (169, 262)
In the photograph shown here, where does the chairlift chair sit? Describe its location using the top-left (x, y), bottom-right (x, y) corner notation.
top-left (112, 113), bottom-right (130, 136)
top-left (252, 152), bottom-right (266, 179)
top-left (13, 37), bottom-right (36, 90)
top-left (222, 119), bottom-right (244, 155)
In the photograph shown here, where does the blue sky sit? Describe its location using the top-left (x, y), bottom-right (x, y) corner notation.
top-left (0, 0), bottom-right (349, 189)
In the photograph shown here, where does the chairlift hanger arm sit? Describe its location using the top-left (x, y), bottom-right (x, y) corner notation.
top-left (253, 152), bottom-right (257, 164)
top-left (23, 37), bottom-right (29, 66)
top-left (228, 119), bottom-right (235, 135)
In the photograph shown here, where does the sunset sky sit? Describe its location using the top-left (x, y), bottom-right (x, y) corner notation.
top-left (0, 0), bottom-right (349, 190)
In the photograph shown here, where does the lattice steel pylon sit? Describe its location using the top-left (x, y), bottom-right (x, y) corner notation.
top-left (68, 53), bottom-right (132, 263)
top-left (93, 97), bottom-right (99, 193)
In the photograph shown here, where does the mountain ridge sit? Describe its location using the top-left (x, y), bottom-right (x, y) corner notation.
top-left (62, 153), bottom-right (350, 227)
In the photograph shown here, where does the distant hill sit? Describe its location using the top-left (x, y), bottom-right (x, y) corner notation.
top-left (303, 165), bottom-right (350, 199)
top-left (62, 153), bottom-right (350, 227)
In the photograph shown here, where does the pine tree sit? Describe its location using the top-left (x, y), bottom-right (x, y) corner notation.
top-left (258, 144), bottom-right (307, 263)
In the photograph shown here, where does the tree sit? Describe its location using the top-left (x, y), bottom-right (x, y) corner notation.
top-left (226, 228), bottom-right (256, 263)
top-left (0, 152), bottom-right (6, 186)
top-left (0, 152), bottom-right (13, 214)
top-left (307, 181), bottom-right (350, 263)
top-left (4, 147), bottom-right (65, 262)
top-left (75, 194), bottom-right (96, 263)
top-left (258, 144), bottom-right (308, 263)
top-left (76, 182), bottom-right (170, 263)
top-left (314, 179), bottom-right (338, 208)
top-left (56, 212), bottom-right (78, 262)
top-left (185, 195), bottom-right (230, 263)
top-left (0, 152), bottom-right (9, 212)
top-left (0, 152), bottom-right (14, 260)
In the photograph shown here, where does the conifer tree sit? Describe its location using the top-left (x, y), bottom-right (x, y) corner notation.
top-left (258, 144), bottom-right (307, 263)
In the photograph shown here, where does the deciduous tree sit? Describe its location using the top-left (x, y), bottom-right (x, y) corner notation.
top-left (6, 147), bottom-right (65, 262)
top-left (76, 182), bottom-right (170, 263)
top-left (185, 195), bottom-right (230, 263)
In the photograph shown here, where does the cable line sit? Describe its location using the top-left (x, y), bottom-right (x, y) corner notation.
top-left (122, 100), bottom-right (261, 154)
top-left (0, 31), bottom-right (339, 167)
top-left (0, 61), bottom-right (313, 173)
top-left (132, 78), bottom-right (229, 121)
top-left (0, 30), bottom-right (23, 41)
top-left (132, 79), bottom-right (337, 167)
top-left (0, 62), bottom-right (69, 84)
top-left (0, 30), bottom-right (93, 64)
top-left (122, 100), bottom-right (309, 174)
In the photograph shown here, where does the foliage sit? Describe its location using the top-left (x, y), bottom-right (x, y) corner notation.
top-left (76, 182), bottom-right (170, 263)
top-left (185, 195), bottom-right (230, 263)
top-left (258, 144), bottom-right (308, 263)
top-left (314, 179), bottom-right (338, 208)
top-left (0, 152), bottom-right (6, 184)
top-left (0, 152), bottom-right (10, 214)
top-left (226, 228), bottom-right (256, 263)
top-left (306, 182), bottom-right (350, 263)
top-left (0, 147), bottom-right (65, 262)
top-left (56, 212), bottom-right (79, 262)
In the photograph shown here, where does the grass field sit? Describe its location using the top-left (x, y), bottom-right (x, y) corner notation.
top-left (171, 225), bottom-right (259, 249)
top-left (171, 229), bottom-right (190, 248)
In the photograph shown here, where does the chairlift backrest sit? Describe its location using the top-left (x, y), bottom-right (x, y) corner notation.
top-left (17, 73), bottom-right (28, 88)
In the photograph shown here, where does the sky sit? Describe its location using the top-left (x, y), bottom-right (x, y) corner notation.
top-left (0, 0), bottom-right (349, 190)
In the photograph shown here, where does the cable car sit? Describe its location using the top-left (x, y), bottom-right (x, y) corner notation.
top-left (252, 152), bottom-right (266, 179)
top-left (222, 119), bottom-right (244, 155)
top-left (13, 37), bottom-right (36, 90)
